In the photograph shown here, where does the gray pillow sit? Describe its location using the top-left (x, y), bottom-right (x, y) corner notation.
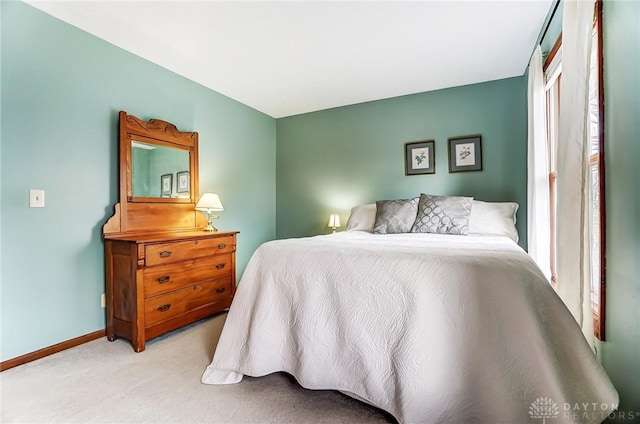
top-left (410, 194), bottom-right (473, 235)
top-left (373, 198), bottom-right (419, 234)
top-left (345, 203), bottom-right (376, 232)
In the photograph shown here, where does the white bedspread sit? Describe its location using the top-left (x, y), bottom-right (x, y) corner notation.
top-left (202, 232), bottom-right (618, 423)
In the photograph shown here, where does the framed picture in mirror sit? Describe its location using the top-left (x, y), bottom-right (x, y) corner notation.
top-left (161, 174), bottom-right (172, 197)
top-left (177, 171), bottom-right (190, 193)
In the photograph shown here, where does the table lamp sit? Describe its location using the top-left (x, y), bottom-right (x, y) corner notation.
top-left (195, 193), bottom-right (224, 232)
top-left (328, 214), bottom-right (341, 233)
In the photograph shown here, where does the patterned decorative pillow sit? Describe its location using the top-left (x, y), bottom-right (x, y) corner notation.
top-left (410, 194), bottom-right (473, 235)
top-left (373, 198), bottom-right (419, 234)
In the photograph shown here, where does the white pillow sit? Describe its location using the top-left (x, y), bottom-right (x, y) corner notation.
top-left (345, 203), bottom-right (376, 232)
top-left (468, 200), bottom-right (519, 242)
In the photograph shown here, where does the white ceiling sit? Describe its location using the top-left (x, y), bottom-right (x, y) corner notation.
top-left (24, 0), bottom-right (552, 118)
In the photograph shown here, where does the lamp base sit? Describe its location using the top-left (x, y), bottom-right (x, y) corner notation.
top-left (204, 214), bottom-right (220, 232)
top-left (204, 224), bottom-right (219, 233)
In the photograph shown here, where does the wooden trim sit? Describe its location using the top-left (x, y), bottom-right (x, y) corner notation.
top-left (549, 171), bottom-right (557, 286)
top-left (544, 33), bottom-right (563, 70)
top-left (0, 330), bottom-right (105, 372)
top-left (594, 0), bottom-right (606, 341)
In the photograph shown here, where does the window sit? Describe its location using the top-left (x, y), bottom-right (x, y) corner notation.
top-left (543, 1), bottom-right (605, 340)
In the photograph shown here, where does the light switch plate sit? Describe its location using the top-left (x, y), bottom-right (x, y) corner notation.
top-left (29, 189), bottom-right (45, 207)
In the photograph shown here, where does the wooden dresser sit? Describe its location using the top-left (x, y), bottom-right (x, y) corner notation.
top-left (104, 230), bottom-right (237, 352)
top-left (103, 111), bottom-right (237, 352)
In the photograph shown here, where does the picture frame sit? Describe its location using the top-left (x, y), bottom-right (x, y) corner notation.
top-left (405, 140), bottom-right (436, 175)
top-left (448, 135), bottom-right (482, 173)
top-left (160, 174), bottom-right (172, 197)
top-left (176, 170), bottom-right (190, 193)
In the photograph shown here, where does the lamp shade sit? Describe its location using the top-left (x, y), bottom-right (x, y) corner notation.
top-left (328, 214), bottom-right (341, 228)
top-left (195, 193), bottom-right (224, 211)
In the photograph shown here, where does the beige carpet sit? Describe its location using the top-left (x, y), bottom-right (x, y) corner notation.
top-left (0, 314), bottom-right (394, 424)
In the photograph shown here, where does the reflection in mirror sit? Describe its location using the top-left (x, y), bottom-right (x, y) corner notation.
top-left (131, 141), bottom-right (190, 198)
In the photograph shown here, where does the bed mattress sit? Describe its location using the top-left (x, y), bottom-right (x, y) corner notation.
top-left (202, 232), bottom-right (617, 424)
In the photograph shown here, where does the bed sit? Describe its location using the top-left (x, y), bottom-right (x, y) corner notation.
top-left (202, 196), bottom-right (618, 424)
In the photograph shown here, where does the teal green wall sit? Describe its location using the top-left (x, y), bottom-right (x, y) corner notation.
top-left (276, 77), bottom-right (528, 246)
top-left (132, 148), bottom-right (149, 196)
top-left (599, 0), bottom-right (640, 413)
top-left (0, 1), bottom-right (276, 361)
top-left (539, 0), bottom-right (563, 56)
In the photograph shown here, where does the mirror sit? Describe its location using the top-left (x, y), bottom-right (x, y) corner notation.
top-left (131, 141), bottom-right (190, 198)
top-left (103, 111), bottom-right (202, 236)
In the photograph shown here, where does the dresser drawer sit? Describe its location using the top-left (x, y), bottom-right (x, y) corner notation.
top-left (145, 276), bottom-right (233, 326)
top-left (145, 236), bottom-right (235, 266)
top-left (143, 254), bottom-right (233, 298)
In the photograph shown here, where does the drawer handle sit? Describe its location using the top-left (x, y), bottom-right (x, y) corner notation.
top-left (156, 276), bottom-right (170, 284)
top-left (215, 287), bottom-right (226, 294)
top-left (217, 243), bottom-right (227, 249)
top-left (157, 304), bottom-right (171, 312)
top-left (159, 250), bottom-right (173, 258)
top-left (215, 263), bottom-right (225, 270)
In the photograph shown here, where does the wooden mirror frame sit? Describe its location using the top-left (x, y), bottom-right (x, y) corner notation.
top-left (104, 111), bottom-right (204, 235)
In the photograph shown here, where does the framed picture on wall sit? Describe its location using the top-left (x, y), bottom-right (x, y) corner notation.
top-left (176, 171), bottom-right (190, 193)
top-left (448, 135), bottom-right (482, 172)
top-left (161, 174), bottom-right (172, 197)
top-left (405, 140), bottom-right (435, 175)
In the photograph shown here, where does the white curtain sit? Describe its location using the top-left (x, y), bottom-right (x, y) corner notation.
top-left (527, 45), bottom-right (551, 280)
top-left (555, 0), bottom-right (595, 343)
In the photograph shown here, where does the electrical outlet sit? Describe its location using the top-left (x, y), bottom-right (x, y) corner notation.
top-left (101, 293), bottom-right (106, 308)
top-left (29, 189), bottom-right (45, 208)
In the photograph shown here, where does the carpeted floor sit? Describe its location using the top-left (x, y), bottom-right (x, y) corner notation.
top-left (0, 314), bottom-right (395, 423)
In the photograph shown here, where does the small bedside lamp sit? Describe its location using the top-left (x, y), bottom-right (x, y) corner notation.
top-left (195, 193), bottom-right (224, 232)
top-left (328, 214), bottom-right (341, 233)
